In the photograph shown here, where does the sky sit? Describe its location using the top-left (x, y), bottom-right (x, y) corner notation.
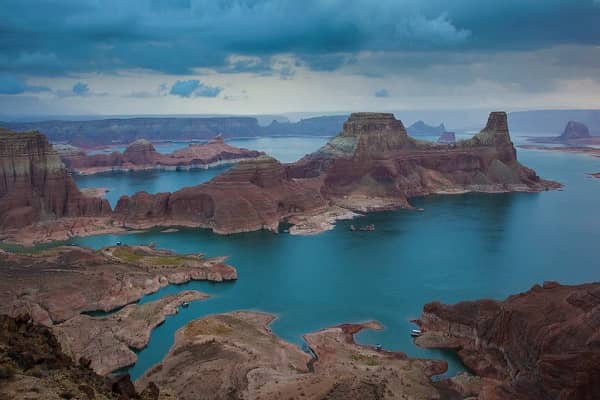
top-left (1, 0), bottom-right (600, 118)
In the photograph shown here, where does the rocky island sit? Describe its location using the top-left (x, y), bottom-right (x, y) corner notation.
top-left (526, 120), bottom-right (600, 146)
top-left (59, 135), bottom-right (263, 175)
top-left (414, 282), bottom-right (600, 400)
top-left (115, 111), bottom-right (558, 235)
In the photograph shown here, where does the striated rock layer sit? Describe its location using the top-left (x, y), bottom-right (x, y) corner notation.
top-left (115, 112), bottom-right (558, 235)
top-left (137, 311), bottom-right (451, 400)
top-left (415, 282), bottom-right (600, 400)
top-left (0, 129), bottom-right (111, 232)
top-left (60, 135), bottom-right (263, 175)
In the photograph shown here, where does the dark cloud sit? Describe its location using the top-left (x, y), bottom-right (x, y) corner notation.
top-left (169, 80), bottom-right (222, 97)
top-left (0, 74), bottom-right (50, 94)
top-left (374, 89), bottom-right (390, 98)
top-left (1, 0), bottom-right (598, 78)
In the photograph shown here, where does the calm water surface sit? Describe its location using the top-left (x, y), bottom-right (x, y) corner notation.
top-left (69, 135), bottom-right (600, 380)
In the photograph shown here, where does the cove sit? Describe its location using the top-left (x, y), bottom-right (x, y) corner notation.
top-left (69, 142), bottom-right (600, 381)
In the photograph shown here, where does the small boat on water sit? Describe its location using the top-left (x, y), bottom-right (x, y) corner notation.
top-left (181, 301), bottom-right (190, 308)
top-left (349, 224), bottom-right (375, 232)
top-left (410, 329), bottom-right (422, 337)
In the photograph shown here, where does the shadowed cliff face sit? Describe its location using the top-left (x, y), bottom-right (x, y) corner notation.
top-left (0, 129), bottom-right (111, 229)
top-left (415, 282), bottom-right (600, 400)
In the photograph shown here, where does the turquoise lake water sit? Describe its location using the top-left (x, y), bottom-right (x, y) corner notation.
top-left (69, 135), bottom-right (600, 380)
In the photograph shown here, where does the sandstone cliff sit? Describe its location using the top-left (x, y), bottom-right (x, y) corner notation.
top-left (415, 282), bottom-right (600, 400)
top-left (0, 129), bottom-right (111, 230)
top-left (115, 155), bottom-right (327, 233)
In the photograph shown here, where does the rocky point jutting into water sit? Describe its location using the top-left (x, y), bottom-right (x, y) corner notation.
top-left (114, 112), bottom-right (559, 235)
top-left (0, 129), bottom-right (112, 241)
top-left (59, 135), bottom-right (263, 175)
top-left (136, 311), bottom-right (451, 400)
top-left (414, 282), bottom-right (600, 400)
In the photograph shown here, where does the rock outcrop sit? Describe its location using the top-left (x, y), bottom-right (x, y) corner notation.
top-left (116, 112), bottom-right (559, 235)
top-left (0, 245), bottom-right (236, 325)
top-left (60, 135), bottom-right (263, 175)
top-left (115, 155), bottom-right (328, 233)
top-left (0, 314), bottom-right (159, 400)
top-left (560, 121), bottom-right (591, 140)
top-left (415, 282), bottom-right (600, 400)
top-left (0, 129), bottom-right (111, 231)
top-left (137, 311), bottom-right (451, 400)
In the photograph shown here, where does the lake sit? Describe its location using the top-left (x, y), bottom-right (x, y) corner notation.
top-left (69, 134), bottom-right (600, 380)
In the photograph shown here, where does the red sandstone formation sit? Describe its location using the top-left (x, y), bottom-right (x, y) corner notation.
top-left (415, 282), bottom-right (600, 400)
top-left (0, 129), bottom-right (111, 232)
top-left (115, 112), bottom-right (559, 235)
top-left (115, 155), bottom-right (327, 233)
top-left (60, 135), bottom-right (263, 175)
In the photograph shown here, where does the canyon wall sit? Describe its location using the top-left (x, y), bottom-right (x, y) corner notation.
top-left (0, 129), bottom-right (110, 230)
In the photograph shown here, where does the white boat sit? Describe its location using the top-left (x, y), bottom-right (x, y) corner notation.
top-left (410, 329), bottom-right (422, 337)
top-left (181, 301), bottom-right (190, 308)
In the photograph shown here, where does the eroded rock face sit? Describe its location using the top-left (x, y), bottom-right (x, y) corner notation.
top-left (137, 311), bottom-right (450, 400)
top-left (560, 121), bottom-right (591, 140)
top-left (115, 155), bottom-right (328, 233)
top-left (60, 134), bottom-right (263, 175)
top-left (415, 282), bottom-right (600, 400)
top-left (0, 129), bottom-right (111, 230)
top-left (0, 314), bottom-right (158, 400)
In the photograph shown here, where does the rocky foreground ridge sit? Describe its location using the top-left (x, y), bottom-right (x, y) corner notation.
top-left (415, 282), bottom-right (600, 400)
top-left (0, 245), bottom-right (236, 376)
top-left (60, 135), bottom-right (263, 175)
top-left (0, 314), bottom-right (160, 400)
top-left (115, 112), bottom-right (559, 235)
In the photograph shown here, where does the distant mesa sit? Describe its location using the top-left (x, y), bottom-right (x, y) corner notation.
top-left (407, 120), bottom-right (446, 136)
top-left (526, 120), bottom-right (600, 146)
top-left (560, 120), bottom-right (591, 140)
top-left (437, 131), bottom-right (456, 144)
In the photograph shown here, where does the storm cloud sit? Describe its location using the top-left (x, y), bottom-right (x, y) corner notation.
top-left (1, 0), bottom-right (599, 77)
